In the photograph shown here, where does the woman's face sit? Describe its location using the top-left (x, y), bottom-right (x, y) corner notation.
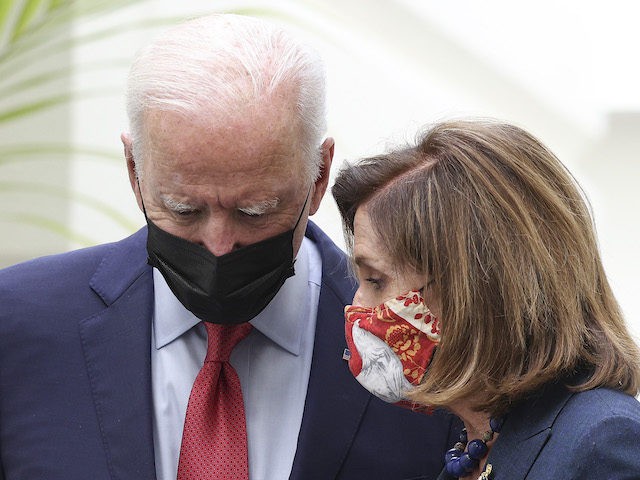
top-left (352, 206), bottom-right (440, 316)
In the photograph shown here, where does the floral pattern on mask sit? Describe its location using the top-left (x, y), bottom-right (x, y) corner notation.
top-left (344, 290), bottom-right (440, 406)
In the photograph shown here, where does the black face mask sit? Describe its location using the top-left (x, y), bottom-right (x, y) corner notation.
top-left (143, 189), bottom-right (309, 324)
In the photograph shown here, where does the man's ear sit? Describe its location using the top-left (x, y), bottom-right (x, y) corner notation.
top-left (309, 137), bottom-right (335, 216)
top-left (122, 132), bottom-right (144, 212)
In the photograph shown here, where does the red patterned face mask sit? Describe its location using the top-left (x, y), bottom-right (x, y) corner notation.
top-left (344, 290), bottom-right (441, 409)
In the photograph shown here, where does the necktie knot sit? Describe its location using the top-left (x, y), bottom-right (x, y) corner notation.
top-left (204, 322), bottom-right (253, 362)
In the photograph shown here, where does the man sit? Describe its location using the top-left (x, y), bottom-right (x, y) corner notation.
top-left (0, 14), bottom-right (460, 479)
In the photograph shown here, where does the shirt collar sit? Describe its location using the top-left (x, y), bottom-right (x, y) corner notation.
top-left (152, 238), bottom-right (311, 356)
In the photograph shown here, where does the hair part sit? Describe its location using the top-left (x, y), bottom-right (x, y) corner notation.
top-left (125, 14), bottom-right (327, 182)
top-left (332, 118), bottom-right (640, 416)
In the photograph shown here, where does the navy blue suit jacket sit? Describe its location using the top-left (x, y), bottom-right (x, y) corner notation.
top-left (438, 380), bottom-right (640, 479)
top-left (0, 222), bottom-right (461, 479)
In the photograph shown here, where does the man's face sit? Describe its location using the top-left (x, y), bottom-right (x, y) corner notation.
top-left (124, 97), bottom-right (333, 258)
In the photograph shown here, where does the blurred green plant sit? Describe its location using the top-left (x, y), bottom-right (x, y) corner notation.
top-left (0, 0), bottom-right (147, 245)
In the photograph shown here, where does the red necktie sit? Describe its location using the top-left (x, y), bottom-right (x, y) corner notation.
top-left (177, 322), bottom-right (253, 480)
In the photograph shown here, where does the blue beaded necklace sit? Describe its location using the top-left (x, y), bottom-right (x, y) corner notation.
top-left (444, 417), bottom-right (504, 479)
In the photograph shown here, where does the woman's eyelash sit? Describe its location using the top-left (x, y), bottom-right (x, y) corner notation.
top-left (365, 277), bottom-right (383, 289)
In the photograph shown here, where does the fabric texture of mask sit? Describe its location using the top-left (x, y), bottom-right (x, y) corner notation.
top-left (141, 184), bottom-right (309, 325)
top-left (344, 290), bottom-right (440, 409)
top-left (146, 219), bottom-right (295, 325)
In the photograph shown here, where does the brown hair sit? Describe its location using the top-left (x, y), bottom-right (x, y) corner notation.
top-left (332, 119), bottom-right (640, 416)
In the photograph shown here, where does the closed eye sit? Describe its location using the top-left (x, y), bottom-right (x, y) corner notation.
top-left (238, 198), bottom-right (280, 217)
top-left (160, 195), bottom-right (200, 217)
top-left (174, 208), bottom-right (199, 217)
top-left (237, 208), bottom-right (264, 218)
top-left (365, 277), bottom-right (384, 290)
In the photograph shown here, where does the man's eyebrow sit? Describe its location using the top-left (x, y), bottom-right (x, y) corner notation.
top-left (160, 195), bottom-right (197, 212)
top-left (238, 198), bottom-right (280, 216)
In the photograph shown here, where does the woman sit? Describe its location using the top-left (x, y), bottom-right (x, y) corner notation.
top-left (332, 119), bottom-right (640, 479)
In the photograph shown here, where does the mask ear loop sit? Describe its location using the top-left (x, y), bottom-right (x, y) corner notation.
top-left (292, 184), bottom-right (313, 231)
top-left (283, 185), bottom-right (313, 272)
top-left (136, 177), bottom-right (150, 219)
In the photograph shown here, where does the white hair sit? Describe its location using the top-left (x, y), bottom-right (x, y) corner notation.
top-left (125, 14), bottom-right (327, 181)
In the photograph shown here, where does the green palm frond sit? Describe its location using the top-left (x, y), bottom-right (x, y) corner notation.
top-left (10, 0), bottom-right (49, 42)
top-left (0, 181), bottom-right (139, 232)
top-left (0, 0), bottom-right (145, 257)
top-left (0, 87), bottom-right (125, 123)
top-left (0, 1), bottom-right (165, 126)
top-left (0, 144), bottom-right (121, 165)
top-left (1, 0), bottom-right (142, 54)
top-left (0, 212), bottom-right (96, 246)
top-left (1, 59), bottom-right (131, 97)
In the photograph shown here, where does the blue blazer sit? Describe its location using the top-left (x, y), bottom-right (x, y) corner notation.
top-left (438, 379), bottom-right (640, 479)
top-left (0, 222), bottom-right (461, 480)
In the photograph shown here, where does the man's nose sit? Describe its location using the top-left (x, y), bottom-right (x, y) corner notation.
top-left (198, 217), bottom-right (240, 257)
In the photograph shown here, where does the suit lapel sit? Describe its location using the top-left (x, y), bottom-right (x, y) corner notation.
top-left (79, 230), bottom-right (157, 479)
top-left (289, 223), bottom-right (368, 479)
top-left (485, 381), bottom-right (575, 479)
top-left (289, 285), bottom-right (371, 479)
top-left (485, 427), bottom-right (552, 479)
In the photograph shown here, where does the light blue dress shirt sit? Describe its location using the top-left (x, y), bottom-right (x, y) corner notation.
top-left (151, 238), bottom-right (322, 480)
